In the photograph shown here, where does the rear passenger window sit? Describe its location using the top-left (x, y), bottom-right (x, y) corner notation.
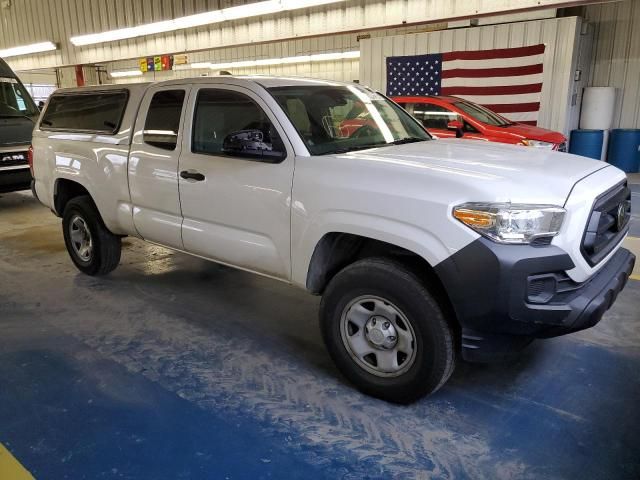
top-left (143, 90), bottom-right (186, 151)
top-left (40, 91), bottom-right (128, 134)
top-left (192, 89), bottom-right (278, 156)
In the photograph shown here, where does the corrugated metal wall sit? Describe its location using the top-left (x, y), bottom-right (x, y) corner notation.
top-left (109, 33), bottom-right (361, 84)
top-left (107, 25), bottom-right (436, 84)
top-left (1, 0), bottom-right (603, 72)
top-left (584, 0), bottom-right (640, 128)
top-left (359, 16), bottom-right (583, 135)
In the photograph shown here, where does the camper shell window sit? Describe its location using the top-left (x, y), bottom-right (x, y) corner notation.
top-left (41, 90), bottom-right (129, 134)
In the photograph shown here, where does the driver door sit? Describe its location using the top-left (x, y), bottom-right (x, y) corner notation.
top-left (178, 85), bottom-right (295, 280)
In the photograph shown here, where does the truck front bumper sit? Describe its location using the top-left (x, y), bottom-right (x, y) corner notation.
top-left (0, 167), bottom-right (32, 193)
top-left (435, 237), bottom-right (635, 362)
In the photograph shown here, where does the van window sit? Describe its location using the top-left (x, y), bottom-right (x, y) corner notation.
top-left (40, 91), bottom-right (129, 134)
top-left (143, 90), bottom-right (186, 151)
top-left (192, 89), bottom-right (278, 156)
top-left (0, 77), bottom-right (39, 117)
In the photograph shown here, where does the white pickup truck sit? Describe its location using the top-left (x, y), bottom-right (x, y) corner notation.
top-left (32, 76), bottom-right (635, 402)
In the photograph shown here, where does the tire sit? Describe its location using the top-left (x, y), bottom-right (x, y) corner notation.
top-left (320, 257), bottom-right (455, 403)
top-left (62, 195), bottom-right (121, 276)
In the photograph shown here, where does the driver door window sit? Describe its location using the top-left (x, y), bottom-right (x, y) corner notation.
top-left (192, 89), bottom-right (280, 158)
top-left (406, 103), bottom-right (458, 130)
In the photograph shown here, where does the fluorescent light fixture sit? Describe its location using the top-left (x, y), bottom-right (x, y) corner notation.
top-left (0, 41), bottom-right (57, 58)
top-left (190, 62), bottom-right (214, 69)
top-left (187, 50), bottom-right (360, 71)
top-left (70, 0), bottom-right (345, 46)
top-left (110, 70), bottom-right (144, 78)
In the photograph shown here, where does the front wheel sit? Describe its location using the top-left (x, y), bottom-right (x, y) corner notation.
top-left (320, 257), bottom-right (455, 403)
top-left (62, 195), bottom-right (121, 276)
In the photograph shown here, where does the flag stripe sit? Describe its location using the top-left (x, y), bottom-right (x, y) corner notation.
top-left (442, 64), bottom-right (543, 79)
top-left (442, 44), bottom-right (546, 61)
top-left (450, 92), bottom-right (541, 104)
top-left (484, 102), bottom-right (540, 113)
top-left (443, 54), bottom-right (543, 70)
top-left (441, 83), bottom-right (542, 95)
top-left (442, 73), bottom-right (543, 87)
top-left (502, 111), bottom-right (539, 122)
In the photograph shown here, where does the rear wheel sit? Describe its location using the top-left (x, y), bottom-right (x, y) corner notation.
top-left (320, 257), bottom-right (455, 403)
top-left (62, 196), bottom-right (121, 276)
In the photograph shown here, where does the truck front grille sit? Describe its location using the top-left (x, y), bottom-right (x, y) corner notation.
top-left (0, 151), bottom-right (28, 168)
top-left (581, 181), bottom-right (631, 266)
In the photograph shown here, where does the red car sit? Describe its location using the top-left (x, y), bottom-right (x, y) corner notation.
top-left (392, 96), bottom-right (567, 151)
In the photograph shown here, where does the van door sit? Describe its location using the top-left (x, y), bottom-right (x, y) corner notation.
top-left (177, 85), bottom-right (294, 280)
top-left (129, 85), bottom-right (190, 249)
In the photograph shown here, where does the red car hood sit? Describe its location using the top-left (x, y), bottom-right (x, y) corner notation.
top-left (483, 123), bottom-right (566, 144)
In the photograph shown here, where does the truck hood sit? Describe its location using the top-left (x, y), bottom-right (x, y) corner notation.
top-left (0, 116), bottom-right (35, 146)
top-left (341, 138), bottom-right (609, 205)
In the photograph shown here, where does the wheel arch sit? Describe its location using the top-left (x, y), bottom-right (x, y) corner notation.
top-left (53, 178), bottom-right (93, 217)
top-left (305, 232), bottom-right (459, 332)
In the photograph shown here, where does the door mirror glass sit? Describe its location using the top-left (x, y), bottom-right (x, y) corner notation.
top-left (222, 129), bottom-right (286, 162)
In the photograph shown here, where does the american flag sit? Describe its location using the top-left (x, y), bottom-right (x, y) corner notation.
top-left (386, 44), bottom-right (545, 126)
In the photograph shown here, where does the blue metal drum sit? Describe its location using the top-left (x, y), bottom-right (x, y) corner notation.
top-left (569, 129), bottom-right (604, 160)
top-left (607, 128), bottom-right (640, 173)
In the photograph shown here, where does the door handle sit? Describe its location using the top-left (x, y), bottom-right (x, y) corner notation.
top-left (180, 170), bottom-right (205, 181)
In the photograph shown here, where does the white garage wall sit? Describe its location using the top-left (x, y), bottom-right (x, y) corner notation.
top-left (584, 0), bottom-right (640, 129)
top-left (108, 32), bottom-right (363, 84)
top-left (359, 16), bottom-right (584, 136)
top-left (16, 70), bottom-right (58, 85)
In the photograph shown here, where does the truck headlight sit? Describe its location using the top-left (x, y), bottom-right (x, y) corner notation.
top-left (453, 203), bottom-right (566, 244)
top-left (521, 139), bottom-right (555, 149)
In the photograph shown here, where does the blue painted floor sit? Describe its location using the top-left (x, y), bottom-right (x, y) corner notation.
top-left (1, 191), bottom-right (639, 479)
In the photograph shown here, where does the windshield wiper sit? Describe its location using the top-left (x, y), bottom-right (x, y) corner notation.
top-left (329, 137), bottom-right (428, 154)
top-left (329, 144), bottom-right (385, 154)
top-left (391, 137), bottom-right (428, 145)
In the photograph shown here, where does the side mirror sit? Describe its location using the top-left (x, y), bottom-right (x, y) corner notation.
top-left (143, 130), bottom-right (178, 150)
top-left (222, 129), bottom-right (286, 162)
top-left (447, 120), bottom-right (464, 138)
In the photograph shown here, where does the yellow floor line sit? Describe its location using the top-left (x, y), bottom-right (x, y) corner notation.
top-left (0, 443), bottom-right (34, 480)
top-left (623, 236), bottom-right (640, 278)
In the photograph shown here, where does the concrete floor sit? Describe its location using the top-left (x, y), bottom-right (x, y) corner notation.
top-left (0, 190), bottom-right (639, 480)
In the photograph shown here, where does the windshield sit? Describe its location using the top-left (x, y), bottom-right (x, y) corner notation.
top-left (269, 85), bottom-right (431, 155)
top-left (453, 100), bottom-right (512, 127)
top-left (0, 77), bottom-right (39, 118)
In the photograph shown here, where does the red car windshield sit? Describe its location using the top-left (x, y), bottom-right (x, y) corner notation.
top-left (453, 100), bottom-right (513, 127)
